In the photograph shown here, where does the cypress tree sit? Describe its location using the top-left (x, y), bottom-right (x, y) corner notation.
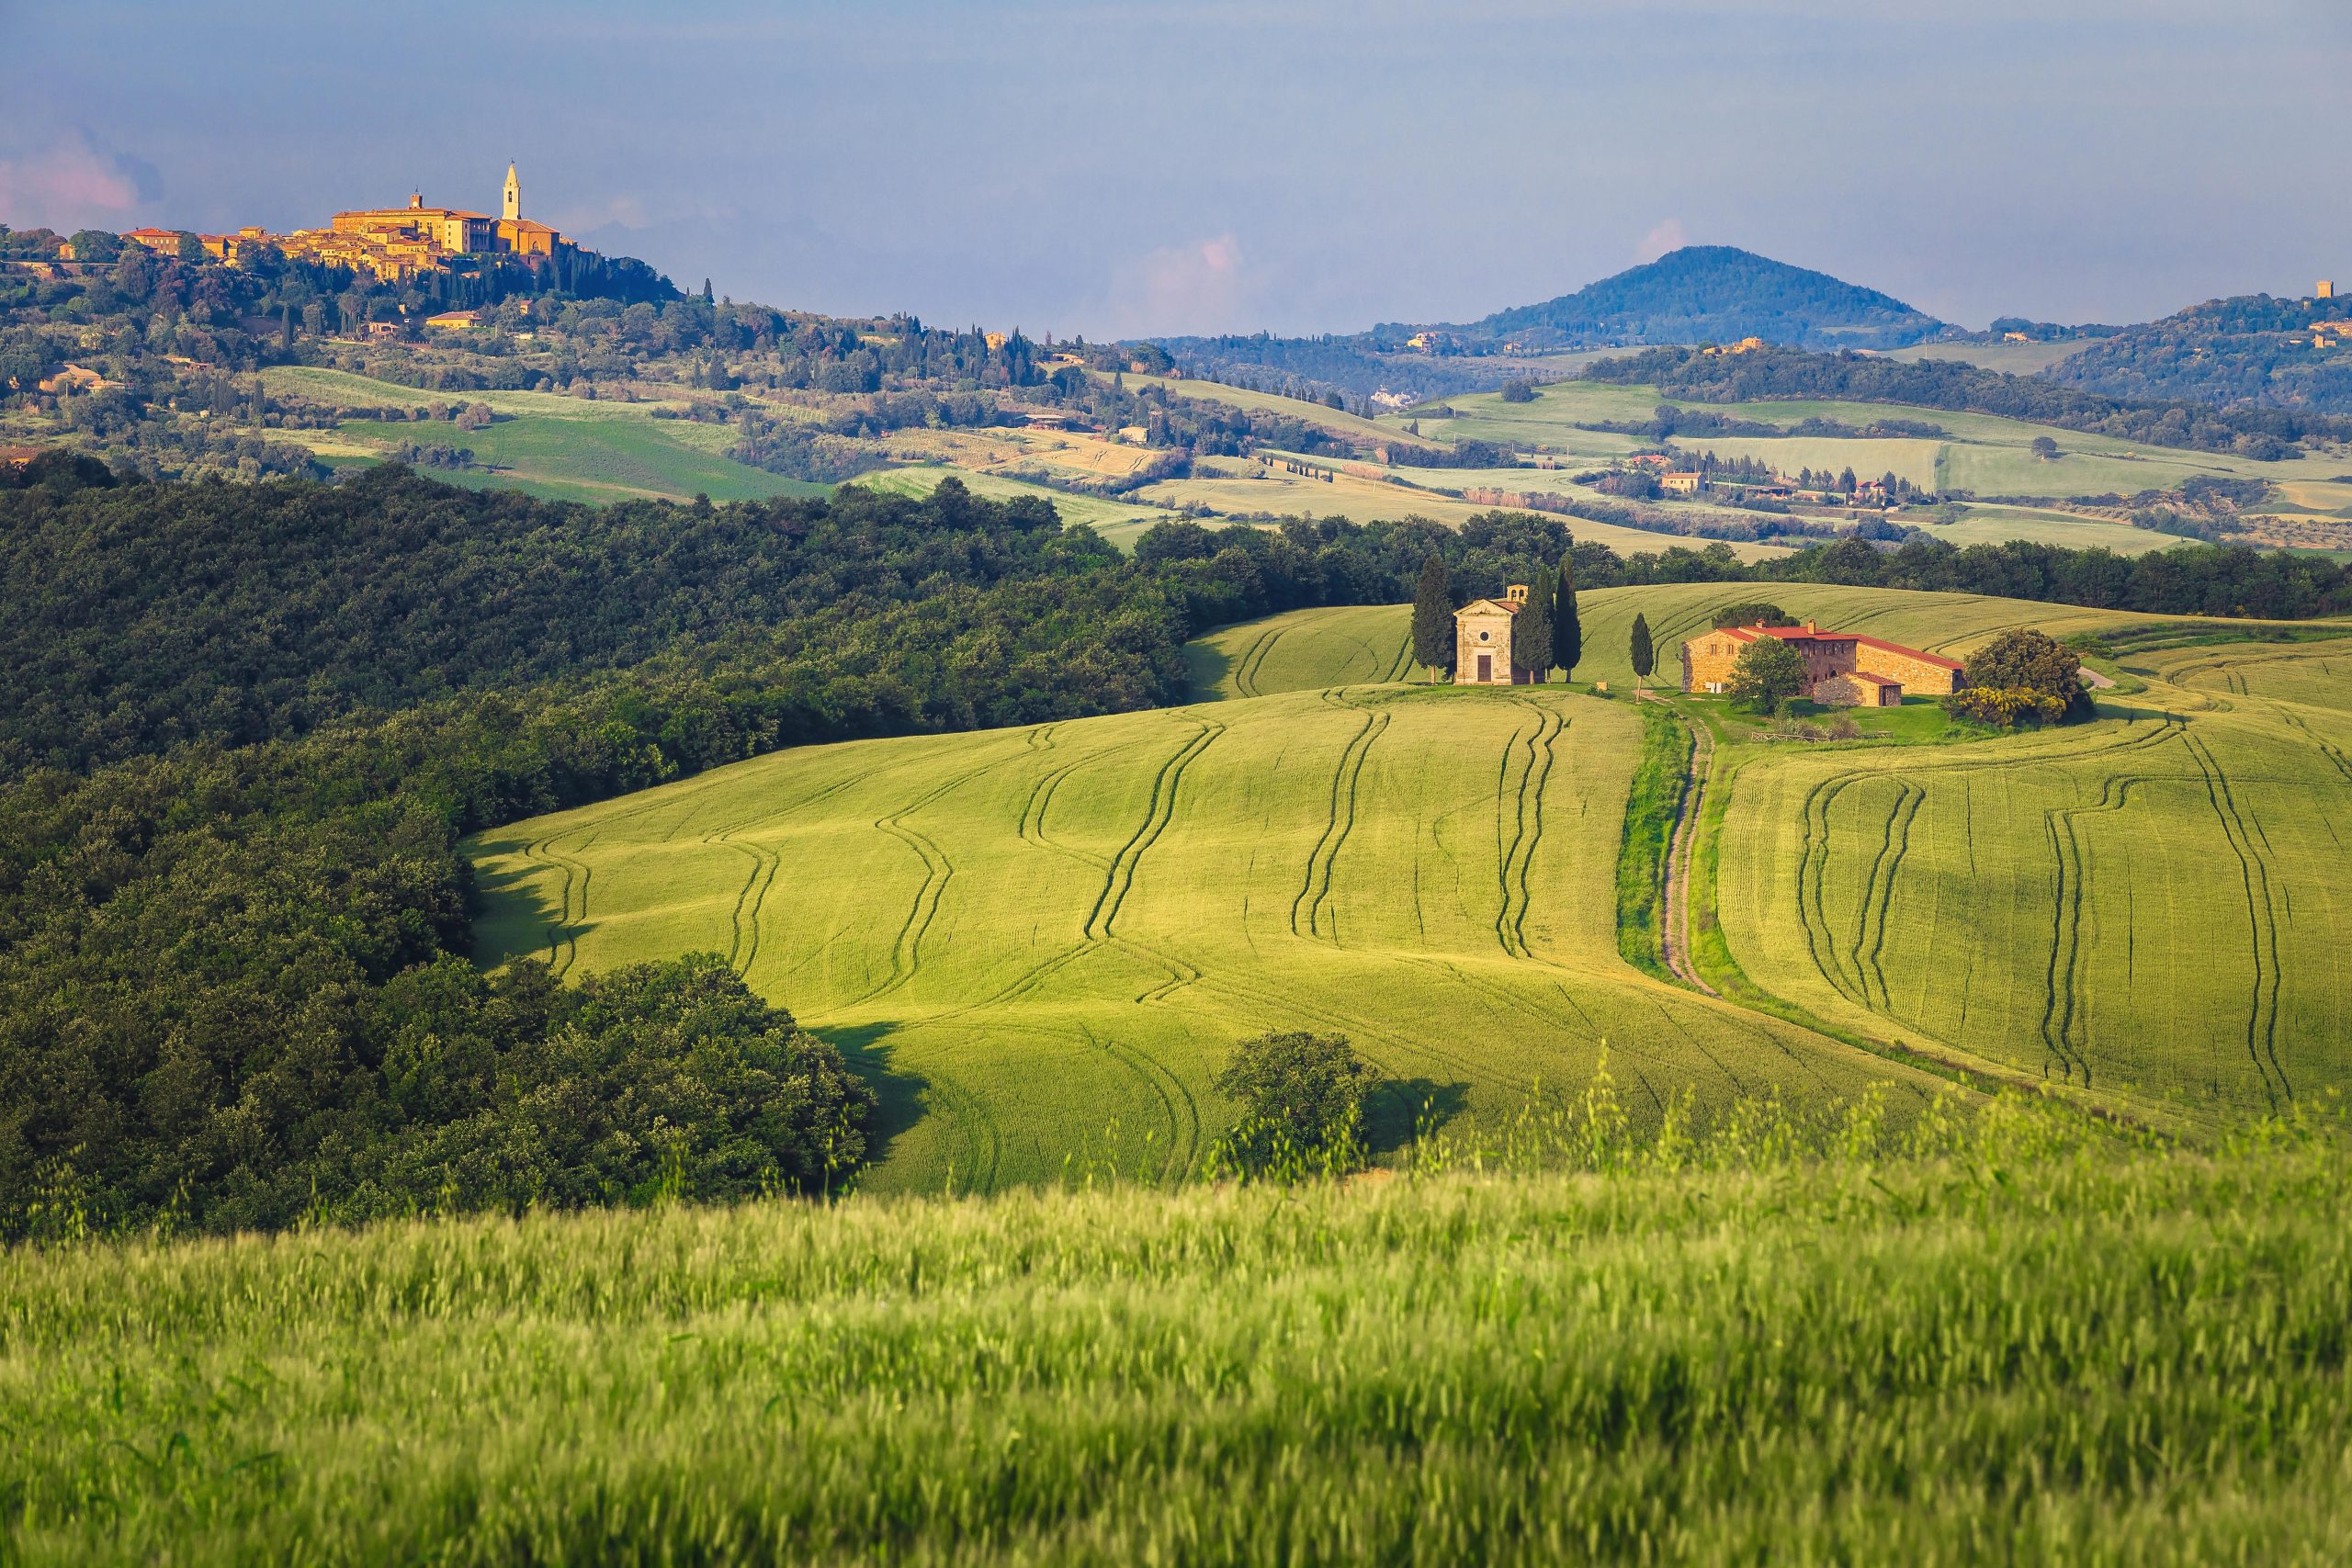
top-left (1555, 557), bottom-right (1582, 682)
top-left (1515, 567), bottom-right (1554, 682)
top-left (1411, 553), bottom-right (1455, 682)
top-left (1630, 612), bottom-right (1655, 697)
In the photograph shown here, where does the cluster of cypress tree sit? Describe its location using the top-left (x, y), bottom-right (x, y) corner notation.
top-left (1408, 552), bottom-right (1581, 683)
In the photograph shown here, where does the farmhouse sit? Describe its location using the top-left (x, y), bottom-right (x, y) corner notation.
top-left (1680, 620), bottom-right (1963, 707)
top-left (1454, 585), bottom-right (1530, 685)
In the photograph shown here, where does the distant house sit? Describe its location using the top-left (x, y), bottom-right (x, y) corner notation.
top-left (1660, 470), bottom-right (1706, 497)
top-left (425, 310), bottom-right (481, 331)
top-left (1453, 584), bottom-right (1530, 685)
top-left (1679, 620), bottom-right (1964, 707)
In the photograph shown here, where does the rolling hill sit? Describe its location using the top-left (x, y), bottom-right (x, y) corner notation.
top-left (2042, 292), bottom-right (2352, 413)
top-left (468, 678), bottom-right (1939, 1194)
top-left (1458, 245), bottom-right (1953, 352)
top-left (470, 586), bottom-right (2352, 1180)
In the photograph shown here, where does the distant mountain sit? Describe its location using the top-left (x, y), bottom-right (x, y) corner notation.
top-left (2041, 293), bottom-right (2352, 413)
top-left (1453, 246), bottom-right (1954, 353)
top-left (1148, 246), bottom-right (1957, 400)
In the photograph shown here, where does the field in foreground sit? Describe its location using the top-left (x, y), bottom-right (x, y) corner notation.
top-left (6, 1122), bottom-right (2349, 1564)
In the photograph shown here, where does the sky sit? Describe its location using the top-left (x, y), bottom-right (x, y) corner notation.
top-left (6, 1), bottom-right (2347, 338)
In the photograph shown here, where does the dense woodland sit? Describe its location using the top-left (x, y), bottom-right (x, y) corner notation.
top-left (2047, 294), bottom-right (2352, 413)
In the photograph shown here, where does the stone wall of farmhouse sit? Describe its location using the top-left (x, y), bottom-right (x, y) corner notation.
top-left (1852, 642), bottom-right (1963, 694)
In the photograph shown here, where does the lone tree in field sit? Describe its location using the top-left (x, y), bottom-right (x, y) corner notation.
top-left (2031, 434), bottom-right (2061, 460)
top-left (1212, 1031), bottom-right (1386, 1178)
top-left (1554, 557), bottom-right (1581, 682)
top-left (1630, 613), bottom-right (1655, 697)
top-left (1962, 627), bottom-right (2090, 720)
top-left (1515, 567), bottom-right (1555, 682)
top-left (1411, 554), bottom-right (1455, 681)
top-left (1726, 635), bottom-right (1807, 712)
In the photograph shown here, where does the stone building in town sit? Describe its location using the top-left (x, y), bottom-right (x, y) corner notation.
top-left (1679, 620), bottom-right (1963, 706)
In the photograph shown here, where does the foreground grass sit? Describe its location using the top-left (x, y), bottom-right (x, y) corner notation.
top-left (5, 1101), bottom-right (2349, 1565)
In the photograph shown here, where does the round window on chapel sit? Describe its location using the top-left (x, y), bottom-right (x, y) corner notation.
top-left (1479, 630), bottom-right (1490, 641)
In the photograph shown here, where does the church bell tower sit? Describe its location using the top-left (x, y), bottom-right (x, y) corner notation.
top-left (502, 163), bottom-right (521, 222)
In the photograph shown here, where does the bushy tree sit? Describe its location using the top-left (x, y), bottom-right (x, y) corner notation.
top-left (1211, 1032), bottom-right (1385, 1178)
top-left (1630, 612), bottom-right (1655, 695)
top-left (1411, 553), bottom-right (1455, 680)
top-left (1711, 600), bottom-right (1790, 628)
top-left (1963, 627), bottom-right (2089, 720)
top-left (1726, 635), bottom-right (1807, 711)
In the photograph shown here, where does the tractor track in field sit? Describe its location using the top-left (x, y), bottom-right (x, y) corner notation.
top-left (1787, 717), bottom-right (2190, 1057)
top-left (2182, 731), bottom-right (2290, 1107)
top-left (1082, 1023), bottom-right (1202, 1183)
top-left (520, 830), bottom-right (594, 976)
top-left (1494, 701), bottom-right (1566, 961)
top-left (2274, 706), bottom-right (2352, 784)
top-left (1230, 626), bottom-right (1282, 697)
top-left (1086, 718), bottom-right (1224, 942)
top-left (841, 758), bottom-right (1012, 1010)
top-left (1855, 781), bottom-right (1925, 1012)
top-left (2038, 774), bottom-right (2147, 1089)
top-left (1292, 691), bottom-right (1391, 942)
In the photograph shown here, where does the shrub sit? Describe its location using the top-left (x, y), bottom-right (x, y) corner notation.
top-left (1209, 1032), bottom-right (1385, 1179)
top-left (1943, 685), bottom-right (2068, 729)
top-left (1726, 636), bottom-right (1808, 711)
top-left (1499, 378), bottom-right (1538, 403)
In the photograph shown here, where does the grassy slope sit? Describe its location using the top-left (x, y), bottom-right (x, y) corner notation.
top-left (1705, 634), bottom-right (2352, 1123)
top-left (1187, 592), bottom-right (2352, 1127)
top-left (261, 367), bottom-right (826, 503)
top-left (844, 466), bottom-right (1184, 550)
top-left (7, 1132), bottom-right (2350, 1564)
top-left (467, 682), bottom-right (1929, 1194)
top-left (1881, 339), bottom-right (2092, 375)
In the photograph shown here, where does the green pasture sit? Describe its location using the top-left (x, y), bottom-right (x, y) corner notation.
top-left (262, 366), bottom-right (690, 422)
top-left (1910, 503), bottom-right (2188, 555)
top-left (1882, 340), bottom-right (2091, 375)
top-left (845, 466), bottom-right (1190, 548)
top-left (1188, 604), bottom-right (1418, 698)
top-left (11, 1122), bottom-right (2352, 1563)
top-left (266, 367), bottom-right (825, 502)
top-left (468, 681), bottom-right (1928, 1194)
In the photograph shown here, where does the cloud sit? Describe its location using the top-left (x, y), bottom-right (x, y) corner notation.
top-left (1635, 218), bottom-right (1688, 263)
top-left (1102, 233), bottom-right (1252, 336)
top-left (0, 133), bottom-right (157, 229)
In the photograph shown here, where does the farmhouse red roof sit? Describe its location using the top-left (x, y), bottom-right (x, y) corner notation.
top-left (1721, 624), bottom-right (1962, 672)
top-left (1850, 670), bottom-right (1905, 688)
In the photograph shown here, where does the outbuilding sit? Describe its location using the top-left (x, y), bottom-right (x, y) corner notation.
top-left (1453, 585), bottom-right (1529, 685)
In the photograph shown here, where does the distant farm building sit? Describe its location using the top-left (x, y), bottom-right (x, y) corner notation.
top-left (1454, 584), bottom-right (1530, 685)
top-left (2321, 280), bottom-right (2335, 299)
top-left (1659, 470), bottom-right (1706, 497)
top-left (1680, 620), bottom-right (1964, 707)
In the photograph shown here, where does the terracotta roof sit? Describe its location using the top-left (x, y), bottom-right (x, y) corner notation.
top-left (1455, 598), bottom-right (1523, 616)
top-left (1721, 624), bottom-right (1962, 672)
top-left (1849, 670), bottom-right (1905, 688)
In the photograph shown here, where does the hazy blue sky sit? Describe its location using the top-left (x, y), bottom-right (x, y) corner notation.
top-left (6, 1), bottom-right (2346, 337)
